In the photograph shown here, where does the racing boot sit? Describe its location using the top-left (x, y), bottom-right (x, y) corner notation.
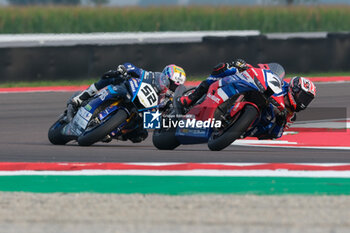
top-left (178, 95), bottom-right (193, 107)
top-left (101, 135), bottom-right (113, 143)
top-left (71, 83), bottom-right (98, 107)
top-left (178, 80), bottom-right (210, 108)
top-left (66, 84), bottom-right (98, 121)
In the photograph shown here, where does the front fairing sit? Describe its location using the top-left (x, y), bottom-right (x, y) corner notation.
top-left (176, 127), bottom-right (211, 144)
top-left (127, 76), bottom-right (160, 111)
top-left (219, 72), bottom-right (261, 97)
top-left (62, 84), bottom-right (130, 137)
top-left (269, 80), bottom-right (288, 111)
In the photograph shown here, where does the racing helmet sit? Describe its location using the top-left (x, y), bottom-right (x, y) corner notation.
top-left (154, 73), bottom-right (170, 94)
top-left (161, 64), bottom-right (186, 92)
top-left (287, 77), bottom-right (316, 112)
top-left (258, 63), bottom-right (286, 80)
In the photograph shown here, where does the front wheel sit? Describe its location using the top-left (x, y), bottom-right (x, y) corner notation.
top-left (77, 109), bottom-right (128, 146)
top-left (208, 105), bottom-right (258, 151)
top-left (152, 128), bottom-right (180, 150)
top-left (48, 117), bottom-right (74, 145)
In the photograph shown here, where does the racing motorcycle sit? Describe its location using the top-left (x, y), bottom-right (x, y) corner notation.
top-left (152, 67), bottom-right (284, 151)
top-left (48, 76), bottom-right (164, 146)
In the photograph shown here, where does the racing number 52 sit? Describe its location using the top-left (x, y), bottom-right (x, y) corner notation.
top-left (141, 85), bottom-right (157, 106)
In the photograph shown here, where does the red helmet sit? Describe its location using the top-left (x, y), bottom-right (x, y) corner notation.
top-left (288, 77), bottom-right (316, 112)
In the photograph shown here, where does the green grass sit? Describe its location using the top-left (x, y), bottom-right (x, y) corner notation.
top-left (1, 175), bottom-right (350, 195)
top-left (1, 6), bottom-right (350, 34)
top-left (0, 72), bottom-right (349, 88)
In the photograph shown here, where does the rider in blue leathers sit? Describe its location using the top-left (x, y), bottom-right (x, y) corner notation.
top-left (179, 60), bottom-right (316, 140)
top-left (72, 63), bottom-right (184, 106)
top-left (70, 63), bottom-right (186, 143)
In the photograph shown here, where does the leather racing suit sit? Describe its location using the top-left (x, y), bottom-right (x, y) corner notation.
top-left (182, 62), bottom-right (295, 140)
top-left (86, 63), bottom-right (174, 143)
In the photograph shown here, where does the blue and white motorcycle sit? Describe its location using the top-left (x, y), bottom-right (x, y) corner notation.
top-left (48, 76), bottom-right (163, 146)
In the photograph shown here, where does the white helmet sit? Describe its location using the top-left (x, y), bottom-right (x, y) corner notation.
top-left (162, 64), bottom-right (186, 91)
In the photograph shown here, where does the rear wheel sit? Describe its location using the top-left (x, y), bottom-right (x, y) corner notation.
top-left (77, 109), bottom-right (128, 146)
top-left (152, 86), bottom-right (193, 150)
top-left (208, 105), bottom-right (258, 151)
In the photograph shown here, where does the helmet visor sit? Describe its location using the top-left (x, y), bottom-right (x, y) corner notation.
top-left (295, 90), bottom-right (314, 111)
top-left (168, 79), bottom-right (179, 92)
top-left (155, 73), bottom-right (170, 94)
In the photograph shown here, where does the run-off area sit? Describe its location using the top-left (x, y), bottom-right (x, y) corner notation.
top-left (0, 192), bottom-right (349, 233)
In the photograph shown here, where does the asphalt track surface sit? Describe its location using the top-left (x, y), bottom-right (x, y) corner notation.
top-left (0, 82), bottom-right (349, 163)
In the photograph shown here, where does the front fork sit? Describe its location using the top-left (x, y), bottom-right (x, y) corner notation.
top-left (109, 112), bottom-right (138, 138)
top-left (227, 96), bottom-right (260, 131)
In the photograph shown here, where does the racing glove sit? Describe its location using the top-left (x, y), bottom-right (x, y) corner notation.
top-left (231, 59), bottom-right (249, 72)
top-left (101, 65), bottom-right (128, 79)
top-left (275, 110), bottom-right (288, 127)
top-left (116, 64), bottom-right (128, 77)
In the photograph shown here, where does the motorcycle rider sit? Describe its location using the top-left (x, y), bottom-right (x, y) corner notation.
top-left (178, 59), bottom-right (316, 140)
top-left (70, 63), bottom-right (186, 143)
top-left (245, 75), bottom-right (316, 139)
top-left (179, 59), bottom-right (285, 107)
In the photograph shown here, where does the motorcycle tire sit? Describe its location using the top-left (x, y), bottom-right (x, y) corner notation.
top-left (48, 118), bottom-right (74, 145)
top-left (208, 105), bottom-right (258, 151)
top-left (77, 109), bottom-right (128, 146)
top-left (152, 128), bottom-right (180, 150)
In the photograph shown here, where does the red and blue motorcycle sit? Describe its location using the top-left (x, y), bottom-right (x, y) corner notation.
top-left (152, 67), bottom-right (284, 151)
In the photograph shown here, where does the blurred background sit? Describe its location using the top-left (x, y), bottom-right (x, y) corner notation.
top-left (0, 0), bottom-right (350, 84)
top-left (1, 0), bottom-right (350, 6)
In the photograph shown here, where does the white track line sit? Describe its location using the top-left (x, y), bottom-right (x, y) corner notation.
top-left (232, 143), bottom-right (350, 150)
top-left (1, 169), bottom-right (350, 178)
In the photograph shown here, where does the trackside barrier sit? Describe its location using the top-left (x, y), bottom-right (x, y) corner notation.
top-left (0, 32), bottom-right (349, 82)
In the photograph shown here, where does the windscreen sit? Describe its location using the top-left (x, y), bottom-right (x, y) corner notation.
top-left (267, 63), bottom-right (286, 80)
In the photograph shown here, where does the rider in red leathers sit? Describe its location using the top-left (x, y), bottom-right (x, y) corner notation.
top-left (179, 59), bottom-right (316, 140)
